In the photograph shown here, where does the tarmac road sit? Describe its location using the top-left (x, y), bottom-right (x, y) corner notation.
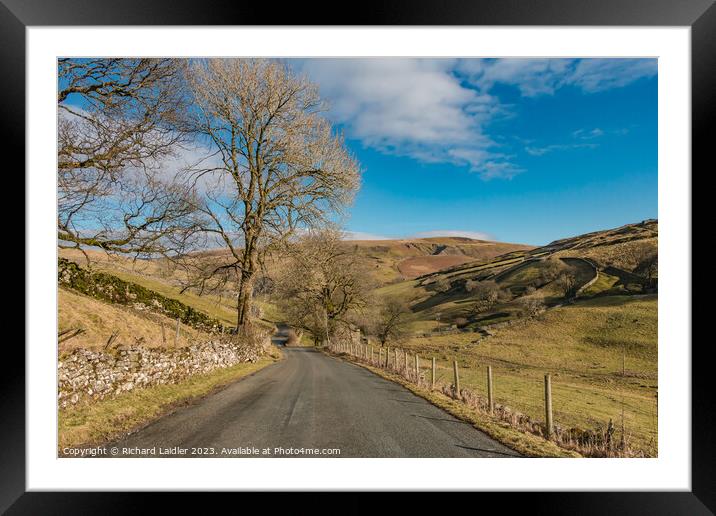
top-left (110, 346), bottom-right (521, 458)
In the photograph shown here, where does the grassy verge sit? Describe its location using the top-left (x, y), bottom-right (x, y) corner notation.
top-left (58, 347), bottom-right (282, 452)
top-left (323, 349), bottom-right (579, 458)
top-left (59, 249), bottom-right (279, 330)
top-left (59, 287), bottom-right (213, 352)
top-left (395, 295), bottom-right (658, 456)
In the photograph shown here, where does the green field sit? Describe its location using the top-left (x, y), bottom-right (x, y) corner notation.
top-left (395, 295), bottom-right (657, 456)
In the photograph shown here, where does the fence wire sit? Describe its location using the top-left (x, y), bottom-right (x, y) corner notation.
top-left (328, 340), bottom-right (657, 457)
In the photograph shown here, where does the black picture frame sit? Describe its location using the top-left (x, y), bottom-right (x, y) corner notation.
top-left (5, 0), bottom-right (710, 512)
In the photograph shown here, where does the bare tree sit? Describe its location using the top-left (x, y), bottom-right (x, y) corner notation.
top-left (628, 242), bottom-right (658, 284)
top-left (372, 297), bottom-right (411, 346)
top-left (518, 294), bottom-right (545, 318)
top-left (275, 229), bottom-right (372, 345)
top-left (468, 280), bottom-right (504, 316)
top-left (539, 257), bottom-right (566, 285)
top-left (183, 59), bottom-right (360, 327)
top-left (432, 277), bottom-right (452, 293)
top-left (58, 58), bottom-right (196, 258)
top-left (556, 272), bottom-right (577, 298)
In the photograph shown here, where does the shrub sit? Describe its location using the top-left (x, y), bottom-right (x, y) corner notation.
top-left (454, 317), bottom-right (469, 328)
top-left (285, 329), bottom-right (300, 346)
top-left (518, 295), bottom-right (545, 318)
top-left (58, 258), bottom-right (228, 334)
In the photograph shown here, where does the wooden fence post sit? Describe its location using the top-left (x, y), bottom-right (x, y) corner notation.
top-left (386, 346), bottom-right (390, 368)
top-left (544, 374), bottom-right (553, 439)
top-left (404, 349), bottom-right (408, 373)
top-left (175, 319), bottom-right (180, 346)
top-left (453, 360), bottom-right (460, 398)
top-left (371, 346), bottom-right (374, 365)
top-left (431, 357), bottom-right (436, 390)
top-left (394, 348), bottom-right (398, 370)
top-left (415, 354), bottom-right (420, 384)
top-left (487, 365), bottom-right (494, 415)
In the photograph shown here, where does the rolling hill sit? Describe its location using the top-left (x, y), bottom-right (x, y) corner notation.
top-left (378, 219), bottom-right (658, 332)
top-left (346, 236), bottom-right (534, 283)
top-left (373, 220), bottom-right (658, 456)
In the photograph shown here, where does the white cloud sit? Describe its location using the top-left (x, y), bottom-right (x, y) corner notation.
top-left (342, 229), bottom-right (495, 241)
top-left (570, 59), bottom-right (657, 92)
top-left (573, 128), bottom-right (604, 140)
top-left (342, 231), bottom-right (393, 241)
top-left (410, 230), bottom-right (494, 241)
top-left (458, 58), bottom-right (656, 97)
top-left (297, 58), bottom-right (516, 179)
top-left (526, 142), bottom-right (599, 156)
top-left (294, 58), bottom-right (655, 179)
top-left (458, 58), bottom-right (573, 96)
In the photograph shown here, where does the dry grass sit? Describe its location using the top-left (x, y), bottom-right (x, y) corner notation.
top-left (557, 237), bottom-right (658, 272)
top-left (377, 295), bottom-right (658, 456)
top-left (325, 348), bottom-right (579, 458)
top-left (397, 255), bottom-right (476, 278)
top-left (59, 248), bottom-right (280, 329)
top-left (348, 238), bottom-right (533, 284)
top-left (58, 287), bottom-right (213, 353)
top-left (58, 349), bottom-right (282, 451)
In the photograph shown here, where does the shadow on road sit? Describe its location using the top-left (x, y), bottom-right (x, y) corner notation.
top-left (412, 414), bottom-right (472, 426)
top-left (455, 445), bottom-right (521, 457)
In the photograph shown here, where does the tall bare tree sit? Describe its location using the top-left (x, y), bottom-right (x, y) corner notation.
top-left (372, 296), bottom-right (411, 346)
top-left (626, 242), bottom-right (658, 284)
top-left (58, 58), bottom-right (196, 258)
top-left (275, 229), bottom-right (371, 345)
top-left (183, 59), bottom-right (361, 327)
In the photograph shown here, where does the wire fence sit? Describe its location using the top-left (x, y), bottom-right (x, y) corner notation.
top-left (328, 340), bottom-right (657, 457)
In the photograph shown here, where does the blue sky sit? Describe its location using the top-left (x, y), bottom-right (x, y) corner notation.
top-left (297, 58), bottom-right (657, 246)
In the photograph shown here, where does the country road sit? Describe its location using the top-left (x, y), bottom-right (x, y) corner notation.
top-left (110, 346), bottom-right (521, 458)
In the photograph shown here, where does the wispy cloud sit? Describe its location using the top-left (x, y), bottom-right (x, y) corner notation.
top-left (573, 128), bottom-right (604, 140)
top-left (525, 143), bottom-right (599, 156)
top-left (342, 231), bottom-right (393, 241)
top-left (295, 58), bottom-right (655, 179)
top-left (298, 58), bottom-right (516, 180)
top-left (410, 230), bottom-right (494, 240)
top-left (342, 229), bottom-right (495, 241)
top-left (458, 58), bottom-right (657, 97)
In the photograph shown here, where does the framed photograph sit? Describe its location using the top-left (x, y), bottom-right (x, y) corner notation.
top-left (7, 0), bottom-right (711, 511)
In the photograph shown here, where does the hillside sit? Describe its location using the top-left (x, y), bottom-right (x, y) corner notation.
top-left (371, 220), bottom-right (658, 456)
top-left (347, 237), bottom-right (534, 283)
top-left (397, 295), bottom-right (658, 456)
top-left (60, 235), bottom-right (534, 292)
top-left (58, 287), bottom-right (213, 353)
top-left (58, 249), bottom-right (280, 328)
top-left (378, 219), bottom-right (657, 332)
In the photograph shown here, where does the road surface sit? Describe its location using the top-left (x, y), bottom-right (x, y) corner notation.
top-left (110, 346), bottom-right (520, 458)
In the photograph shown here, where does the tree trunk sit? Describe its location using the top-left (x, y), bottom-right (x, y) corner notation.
top-left (236, 270), bottom-right (254, 328)
top-left (323, 307), bottom-right (330, 347)
top-left (236, 242), bottom-right (258, 328)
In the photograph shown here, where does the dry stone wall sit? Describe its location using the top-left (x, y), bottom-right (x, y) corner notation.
top-left (58, 258), bottom-right (230, 333)
top-left (58, 338), bottom-right (268, 408)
